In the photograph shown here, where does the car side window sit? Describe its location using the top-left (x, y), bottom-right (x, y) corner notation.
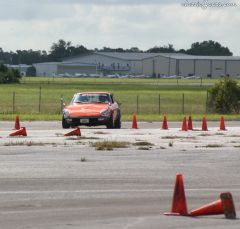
top-left (110, 94), bottom-right (114, 103)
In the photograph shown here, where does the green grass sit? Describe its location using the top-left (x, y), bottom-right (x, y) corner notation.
top-left (205, 144), bottom-right (223, 148)
top-left (0, 112), bottom-right (239, 122)
top-left (90, 140), bottom-right (130, 150)
top-left (21, 76), bottom-right (218, 85)
top-left (133, 141), bottom-right (154, 146)
top-left (0, 77), bottom-right (239, 121)
top-left (3, 141), bottom-right (55, 146)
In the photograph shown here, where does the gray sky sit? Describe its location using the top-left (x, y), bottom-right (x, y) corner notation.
top-left (0, 0), bottom-right (239, 55)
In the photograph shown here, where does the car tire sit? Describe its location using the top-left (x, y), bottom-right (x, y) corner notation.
top-left (62, 116), bottom-right (70, 129)
top-left (106, 116), bottom-right (115, 129)
top-left (115, 115), bottom-right (121, 129)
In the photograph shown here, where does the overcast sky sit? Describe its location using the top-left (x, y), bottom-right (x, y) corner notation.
top-left (0, 0), bottom-right (239, 55)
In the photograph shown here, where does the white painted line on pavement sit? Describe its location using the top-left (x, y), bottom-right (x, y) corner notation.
top-left (0, 188), bottom-right (240, 195)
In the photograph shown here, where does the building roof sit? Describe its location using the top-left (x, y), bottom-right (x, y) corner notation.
top-left (63, 52), bottom-right (189, 62)
top-left (6, 64), bottom-right (31, 68)
top-left (62, 52), bottom-right (240, 62)
top-left (97, 52), bottom-right (189, 60)
top-left (170, 55), bottom-right (240, 60)
top-left (58, 62), bottom-right (97, 67)
top-left (97, 52), bottom-right (160, 60)
top-left (33, 62), bottom-right (60, 65)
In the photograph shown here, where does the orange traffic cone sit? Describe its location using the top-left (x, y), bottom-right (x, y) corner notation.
top-left (14, 115), bottom-right (20, 130)
top-left (190, 199), bottom-right (223, 217)
top-left (162, 115), bottom-right (168, 130)
top-left (187, 116), bottom-right (193, 130)
top-left (164, 174), bottom-right (189, 216)
top-left (202, 115), bottom-right (208, 131)
top-left (64, 127), bottom-right (81, 136)
top-left (132, 113), bottom-right (138, 129)
top-left (220, 192), bottom-right (236, 219)
top-left (219, 116), bottom-right (226, 131)
top-left (9, 127), bottom-right (27, 137)
top-left (181, 116), bottom-right (188, 131)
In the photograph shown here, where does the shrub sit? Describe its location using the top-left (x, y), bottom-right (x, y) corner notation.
top-left (208, 77), bottom-right (240, 114)
top-left (0, 64), bottom-right (22, 83)
top-left (26, 66), bottom-right (36, 76)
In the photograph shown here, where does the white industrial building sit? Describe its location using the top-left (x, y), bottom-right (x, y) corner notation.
top-left (33, 52), bottom-right (240, 78)
top-left (33, 62), bottom-right (97, 77)
top-left (142, 54), bottom-right (240, 78)
top-left (6, 64), bottom-right (31, 76)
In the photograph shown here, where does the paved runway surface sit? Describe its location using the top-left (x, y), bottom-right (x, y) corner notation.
top-left (0, 121), bottom-right (240, 228)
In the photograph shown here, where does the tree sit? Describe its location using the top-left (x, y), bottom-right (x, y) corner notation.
top-left (49, 39), bottom-right (72, 61)
top-left (0, 64), bottom-right (21, 83)
top-left (115, 48), bottom-right (125, 52)
top-left (208, 77), bottom-right (240, 114)
top-left (49, 39), bottom-right (90, 61)
top-left (187, 40), bottom-right (232, 56)
top-left (128, 47), bottom-right (142, 53)
top-left (147, 44), bottom-right (175, 53)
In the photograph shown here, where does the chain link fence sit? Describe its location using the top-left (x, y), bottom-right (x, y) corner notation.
top-left (0, 87), bottom-right (209, 115)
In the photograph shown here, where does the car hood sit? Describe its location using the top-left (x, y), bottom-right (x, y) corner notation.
top-left (65, 103), bottom-right (110, 117)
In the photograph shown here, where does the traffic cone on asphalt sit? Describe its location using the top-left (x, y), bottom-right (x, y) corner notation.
top-left (190, 199), bottom-right (223, 217)
top-left (202, 115), bottom-right (208, 131)
top-left (181, 116), bottom-right (188, 131)
top-left (190, 192), bottom-right (236, 219)
top-left (162, 115), bottom-right (168, 130)
top-left (187, 116), bottom-right (193, 130)
top-left (9, 127), bottom-right (27, 137)
top-left (220, 192), bottom-right (236, 219)
top-left (164, 174), bottom-right (189, 216)
top-left (14, 115), bottom-right (20, 130)
top-left (64, 127), bottom-right (81, 136)
top-left (132, 113), bottom-right (138, 129)
top-left (219, 116), bottom-right (226, 131)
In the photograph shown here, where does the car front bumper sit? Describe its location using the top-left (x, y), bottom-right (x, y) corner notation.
top-left (65, 116), bottom-right (111, 126)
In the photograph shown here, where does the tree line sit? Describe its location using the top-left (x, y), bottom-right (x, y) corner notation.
top-left (0, 39), bottom-right (233, 65)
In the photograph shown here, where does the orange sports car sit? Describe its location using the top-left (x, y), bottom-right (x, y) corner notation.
top-left (62, 92), bottom-right (121, 129)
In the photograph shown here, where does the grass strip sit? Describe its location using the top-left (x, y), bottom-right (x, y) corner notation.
top-left (0, 113), bottom-right (239, 121)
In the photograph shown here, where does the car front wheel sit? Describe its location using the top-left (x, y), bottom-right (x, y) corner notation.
top-left (62, 116), bottom-right (70, 129)
top-left (115, 115), bottom-right (121, 129)
top-left (106, 116), bottom-right (114, 129)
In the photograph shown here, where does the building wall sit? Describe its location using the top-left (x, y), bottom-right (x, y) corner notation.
top-left (142, 56), bottom-right (174, 77)
top-left (195, 60), bottom-right (211, 77)
top-left (211, 60), bottom-right (226, 78)
top-left (64, 53), bottom-right (130, 74)
top-left (57, 65), bottom-right (97, 75)
top-left (178, 60), bottom-right (195, 76)
top-left (129, 60), bottom-right (143, 75)
top-left (33, 63), bottom-right (58, 76)
top-left (142, 58), bottom-right (154, 76)
top-left (154, 56), bottom-right (169, 77)
top-left (169, 58), bottom-right (176, 76)
top-left (65, 53), bottom-right (127, 65)
top-left (226, 61), bottom-right (240, 77)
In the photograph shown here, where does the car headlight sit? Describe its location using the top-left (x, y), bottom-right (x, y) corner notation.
top-left (100, 108), bottom-right (112, 117)
top-left (63, 109), bottom-right (70, 118)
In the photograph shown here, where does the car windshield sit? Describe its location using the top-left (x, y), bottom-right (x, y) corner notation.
top-left (73, 93), bottom-right (110, 104)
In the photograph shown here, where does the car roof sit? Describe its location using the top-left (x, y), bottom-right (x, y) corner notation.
top-left (77, 92), bottom-right (111, 94)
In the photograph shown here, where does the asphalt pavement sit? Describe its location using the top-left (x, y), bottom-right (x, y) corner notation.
top-left (0, 121), bottom-right (240, 228)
